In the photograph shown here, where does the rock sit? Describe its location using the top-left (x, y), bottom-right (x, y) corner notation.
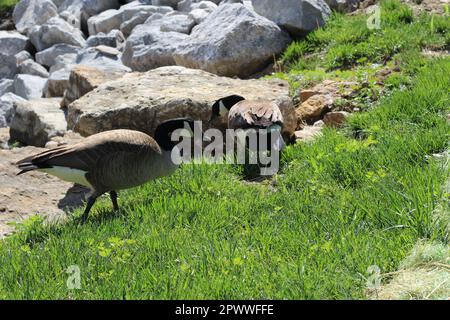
top-left (75, 46), bottom-right (132, 72)
top-left (13, 0), bottom-right (58, 35)
top-left (0, 79), bottom-right (14, 97)
top-left (120, 11), bottom-right (153, 37)
top-left (252, 0), bottom-right (331, 36)
top-left (294, 126), bottom-right (323, 142)
top-left (29, 16), bottom-right (86, 51)
top-left (0, 53), bottom-right (18, 79)
top-left (45, 67), bottom-right (70, 97)
top-left (57, 0), bottom-right (120, 35)
top-left (122, 17), bottom-right (189, 71)
top-left (59, 9), bottom-right (81, 29)
top-left (0, 31), bottom-right (31, 56)
top-left (18, 59), bottom-right (50, 78)
top-left (13, 74), bottom-right (48, 100)
top-left (87, 9), bottom-right (123, 35)
top-left (173, 4), bottom-right (291, 77)
top-left (15, 50), bottom-right (32, 65)
top-left (121, 4), bottom-right (173, 20)
top-left (0, 93), bottom-right (26, 127)
top-left (67, 66), bottom-right (296, 140)
top-left (323, 111), bottom-right (349, 127)
top-left (160, 13), bottom-right (195, 34)
top-left (35, 43), bottom-right (81, 68)
top-left (10, 98), bottom-right (67, 147)
top-left (295, 94), bottom-right (333, 126)
top-left (61, 65), bottom-right (126, 108)
top-left (49, 53), bottom-right (77, 73)
top-left (152, 0), bottom-right (183, 7)
top-left (0, 145), bottom-right (89, 238)
top-left (178, 0), bottom-right (219, 11)
top-left (86, 29), bottom-right (125, 48)
top-left (325, 0), bottom-right (360, 13)
top-left (188, 8), bottom-right (210, 24)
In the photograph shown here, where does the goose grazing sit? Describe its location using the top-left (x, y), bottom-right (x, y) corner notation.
top-left (210, 94), bottom-right (285, 151)
top-left (16, 118), bottom-right (195, 221)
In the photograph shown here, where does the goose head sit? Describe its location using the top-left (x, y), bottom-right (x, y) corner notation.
top-left (154, 118), bottom-right (195, 151)
top-left (210, 94), bottom-right (245, 124)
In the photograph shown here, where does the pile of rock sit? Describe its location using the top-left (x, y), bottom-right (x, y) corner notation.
top-left (0, 0), bottom-right (362, 148)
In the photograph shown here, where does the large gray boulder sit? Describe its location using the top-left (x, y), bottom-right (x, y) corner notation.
top-left (173, 3), bottom-right (291, 77)
top-left (152, 0), bottom-right (183, 7)
top-left (18, 59), bottom-right (50, 78)
top-left (29, 16), bottom-right (86, 51)
top-left (13, 74), bottom-right (48, 100)
top-left (9, 98), bottom-right (67, 147)
top-left (0, 53), bottom-right (18, 79)
top-left (67, 66), bottom-right (296, 140)
top-left (252, 0), bottom-right (331, 36)
top-left (13, 0), bottom-right (58, 35)
top-left (87, 8), bottom-right (123, 35)
top-left (15, 50), bottom-right (33, 65)
top-left (122, 15), bottom-right (189, 71)
top-left (35, 43), bottom-right (82, 68)
top-left (0, 31), bottom-right (31, 56)
top-left (0, 93), bottom-right (26, 127)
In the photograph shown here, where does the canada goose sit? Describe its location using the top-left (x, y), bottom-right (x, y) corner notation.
top-left (16, 118), bottom-right (195, 221)
top-left (210, 95), bottom-right (285, 151)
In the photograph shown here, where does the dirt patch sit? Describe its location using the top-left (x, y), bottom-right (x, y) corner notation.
top-left (0, 6), bottom-right (15, 31)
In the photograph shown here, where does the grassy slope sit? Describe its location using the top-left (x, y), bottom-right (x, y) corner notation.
top-left (0, 0), bottom-right (17, 10)
top-left (0, 1), bottom-right (449, 299)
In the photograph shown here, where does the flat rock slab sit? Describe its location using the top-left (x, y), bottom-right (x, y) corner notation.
top-left (0, 146), bottom-right (89, 238)
top-left (67, 66), bottom-right (297, 139)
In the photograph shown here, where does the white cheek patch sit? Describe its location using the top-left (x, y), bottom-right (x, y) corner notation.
top-left (40, 166), bottom-right (93, 188)
top-left (219, 101), bottom-right (228, 117)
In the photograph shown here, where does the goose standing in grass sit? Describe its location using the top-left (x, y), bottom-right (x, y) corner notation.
top-left (16, 118), bottom-right (195, 221)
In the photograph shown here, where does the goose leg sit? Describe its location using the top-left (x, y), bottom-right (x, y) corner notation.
top-left (109, 191), bottom-right (119, 211)
top-left (80, 193), bottom-right (99, 222)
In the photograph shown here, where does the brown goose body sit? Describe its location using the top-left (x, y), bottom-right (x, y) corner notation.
top-left (16, 128), bottom-right (183, 221)
top-left (227, 100), bottom-right (284, 130)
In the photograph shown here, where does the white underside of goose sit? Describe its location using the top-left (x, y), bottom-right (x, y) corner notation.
top-left (39, 166), bottom-right (93, 189)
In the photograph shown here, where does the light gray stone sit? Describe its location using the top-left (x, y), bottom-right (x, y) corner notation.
top-left (49, 53), bottom-right (77, 73)
top-left (0, 53), bottom-right (18, 79)
top-left (0, 80), bottom-right (14, 97)
top-left (86, 29), bottom-right (125, 48)
top-left (174, 3), bottom-right (291, 77)
top-left (122, 15), bottom-right (189, 71)
top-left (15, 50), bottom-right (33, 65)
top-left (0, 93), bottom-right (26, 127)
top-left (120, 11), bottom-right (154, 37)
top-left (45, 67), bottom-right (71, 97)
top-left (159, 14), bottom-right (195, 34)
top-left (35, 43), bottom-right (81, 67)
top-left (151, 0), bottom-right (183, 8)
top-left (87, 9), bottom-right (123, 35)
top-left (188, 8), bottom-right (210, 24)
top-left (18, 59), bottom-right (50, 78)
top-left (13, 74), bottom-right (48, 99)
top-left (0, 31), bottom-right (31, 56)
top-left (13, 0), bottom-right (58, 35)
top-left (252, 0), bottom-right (331, 36)
top-left (75, 46), bottom-right (132, 72)
top-left (29, 16), bottom-right (86, 51)
top-left (9, 98), bottom-right (67, 147)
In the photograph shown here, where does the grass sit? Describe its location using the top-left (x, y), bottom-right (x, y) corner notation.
top-left (0, 0), bottom-right (17, 10)
top-left (0, 0), bottom-right (449, 299)
top-left (0, 57), bottom-right (448, 299)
